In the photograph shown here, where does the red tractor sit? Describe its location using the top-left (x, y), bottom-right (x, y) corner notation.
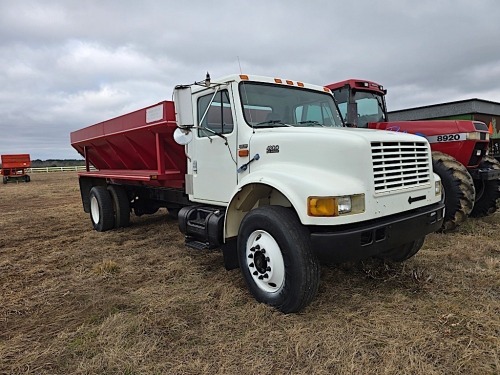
top-left (327, 79), bottom-right (500, 231)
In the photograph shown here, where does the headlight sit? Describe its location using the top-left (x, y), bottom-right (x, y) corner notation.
top-left (435, 180), bottom-right (442, 196)
top-left (337, 196), bottom-right (352, 214)
top-left (466, 132), bottom-right (489, 141)
top-left (308, 195), bottom-right (365, 217)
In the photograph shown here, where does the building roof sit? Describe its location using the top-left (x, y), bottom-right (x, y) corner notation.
top-left (388, 98), bottom-right (500, 121)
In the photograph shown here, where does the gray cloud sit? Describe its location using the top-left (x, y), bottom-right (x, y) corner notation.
top-left (1, 0), bottom-right (499, 159)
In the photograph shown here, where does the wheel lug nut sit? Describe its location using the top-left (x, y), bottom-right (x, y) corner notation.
top-left (266, 267), bottom-right (271, 271)
top-left (258, 275), bottom-right (264, 280)
top-left (265, 257), bottom-right (270, 262)
top-left (263, 274), bottom-right (269, 279)
top-left (255, 245), bottom-right (260, 250)
top-left (261, 249), bottom-right (265, 253)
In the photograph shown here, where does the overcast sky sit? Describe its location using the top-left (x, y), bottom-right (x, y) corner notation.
top-left (1, 0), bottom-right (499, 160)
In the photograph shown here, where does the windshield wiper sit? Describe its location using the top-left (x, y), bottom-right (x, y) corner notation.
top-left (254, 120), bottom-right (292, 128)
top-left (298, 120), bottom-right (325, 127)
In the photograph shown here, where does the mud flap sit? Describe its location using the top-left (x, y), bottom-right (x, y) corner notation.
top-left (222, 238), bottom-right (239, 270)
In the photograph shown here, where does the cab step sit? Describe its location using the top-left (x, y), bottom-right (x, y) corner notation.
top-left (185, 238), bottom-right (209, 250)
top-left (178, 205), bottom-right (225, 249)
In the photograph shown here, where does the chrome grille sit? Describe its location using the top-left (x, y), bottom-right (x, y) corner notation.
top-left (371, 141), bottom-right (431, 193)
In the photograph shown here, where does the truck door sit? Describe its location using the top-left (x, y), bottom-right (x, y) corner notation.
top-left (190, 86), bottom-right (238, 203)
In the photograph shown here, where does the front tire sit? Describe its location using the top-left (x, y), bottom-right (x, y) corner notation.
top-left (432, 151), bottom-right (475, 231)
top-left (237, 206), bottom-right (320, 313)
top-left (380, 236), bottom-right (425, 262)
top-left (470, 156), bottom-right (500, 217)
top-left (89, 186), bottom-right (115, 232)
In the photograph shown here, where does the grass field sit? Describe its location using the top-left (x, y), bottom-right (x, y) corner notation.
top-left (0, 172), bottom-right (499, 374)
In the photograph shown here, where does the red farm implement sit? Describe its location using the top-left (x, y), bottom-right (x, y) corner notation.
top-left (1, 154), bottom-right (31, 184)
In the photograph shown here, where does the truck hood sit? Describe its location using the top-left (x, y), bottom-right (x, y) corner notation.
top-left (250, 126), bottom-right (425, 144)
top-left (242, 126), bottom-right (436, 225)
top-left (247, 126), bottom-right (428, 176)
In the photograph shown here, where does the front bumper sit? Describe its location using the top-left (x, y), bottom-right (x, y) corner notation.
top-left (310, 202), bottom-right (445, 263)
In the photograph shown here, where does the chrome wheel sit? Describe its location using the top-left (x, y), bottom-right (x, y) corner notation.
top-left (245, 230), bottom-right (285, 293)
top-left (90, 195), bottom-right (100, 224)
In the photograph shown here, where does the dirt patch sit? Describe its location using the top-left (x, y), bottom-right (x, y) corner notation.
top-left (1, 172), bottom-right (499, 374)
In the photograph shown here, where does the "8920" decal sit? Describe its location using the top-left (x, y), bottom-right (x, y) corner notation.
top-left (426, 133), bottom-right (466, 143)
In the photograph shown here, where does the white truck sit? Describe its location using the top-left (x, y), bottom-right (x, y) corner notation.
top-left (71, 73), bottom-right (445, 313)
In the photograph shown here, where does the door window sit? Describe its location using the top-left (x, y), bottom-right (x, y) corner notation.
top-left (197, 90), bottom-right (234, 137)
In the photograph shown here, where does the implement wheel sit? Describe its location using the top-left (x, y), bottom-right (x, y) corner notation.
top-left (237, 206), bottom-right (320, 313)
top-left (89, 186), bottom-right (115, 232)
top-left (432, 151), bottom-right (475, 231)
top-left (470, 156), bottom-right (500, 217)
top-left (108, 185), bottom-right (130, 228)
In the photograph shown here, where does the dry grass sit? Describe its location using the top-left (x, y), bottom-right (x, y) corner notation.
top-left (0, 172), bottom-right (499, 375)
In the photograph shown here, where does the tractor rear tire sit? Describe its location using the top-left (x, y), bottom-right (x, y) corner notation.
top-left (470, 156), bottom-right (500, 217)
top-left (89, 186), bottom-right (115, 232)
top-left (2, 176), bottom-right (7, 184)
top-left (107, 185), bottom-right (130, 228)
top-left (432, 151), bottom-right (475, 231)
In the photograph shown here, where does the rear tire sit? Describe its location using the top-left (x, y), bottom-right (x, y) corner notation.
top-left (470, 156), bottom-right (500, 217)
top-left (2, 176), bottom-right (7, 184)
top-left (432, 151), bottom-right (475, 231)
top-left (237, 206), bottom-right (320, 313)
top-left (107, 185), bottom-right (130, 228)
top-left (24, 175), bottom-right (30, 182)
top-left (89, 186), bottom-right (115, 232)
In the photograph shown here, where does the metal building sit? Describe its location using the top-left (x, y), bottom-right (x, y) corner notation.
top-left (388, 98), bottom-right (500, 136)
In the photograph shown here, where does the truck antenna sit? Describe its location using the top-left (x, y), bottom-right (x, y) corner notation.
top-left (237, 56), bottom-right (243, 74)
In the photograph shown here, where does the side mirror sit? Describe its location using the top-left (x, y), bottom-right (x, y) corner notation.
top-left (346, 102), bottom-right (358, 127)
top-left (173, 127), bottom-right (193, 145)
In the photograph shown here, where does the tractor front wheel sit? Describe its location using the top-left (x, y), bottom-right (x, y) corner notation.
top-left (432, 151), bottom-right (475, 231)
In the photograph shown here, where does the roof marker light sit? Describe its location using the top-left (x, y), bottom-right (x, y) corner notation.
top-left (274, 78), bottom-right (282, 84)
top-left (240, 74), bottom-right (249, 80)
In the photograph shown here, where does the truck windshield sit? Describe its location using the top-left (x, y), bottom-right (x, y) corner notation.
top-left (239, 82), bottom-right (344, 128)
top-left (334, 90), bottom-right (386, 128)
